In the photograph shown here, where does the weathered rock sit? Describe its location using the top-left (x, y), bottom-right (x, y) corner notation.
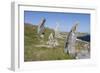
top-left (75, 40), bottom-right (90, 59)
top-left (47, 33), bottom-right (59, 48)
top-left (76, 48), bottom-right (90, 59)
top-left (64, 23), bottom-right (78, 57)
top-left (37, 18), bottom-right (46, 38)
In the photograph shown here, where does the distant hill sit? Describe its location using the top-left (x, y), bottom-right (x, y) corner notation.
top-left (77, 34), bottom-right (90, 42)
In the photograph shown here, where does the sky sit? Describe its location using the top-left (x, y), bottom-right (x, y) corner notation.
top-left (24, 11), bottom-right (90, 33)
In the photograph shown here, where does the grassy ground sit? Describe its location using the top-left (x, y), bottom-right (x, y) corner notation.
top-left (24, 23), bottom-right (90, 61)
top-left (24, 23), bottom-right (75, 61)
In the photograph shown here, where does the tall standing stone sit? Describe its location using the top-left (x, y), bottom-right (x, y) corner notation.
top-left (37, 18), bottom-right (46, 38)
top-left (64, 23), bottom-right (79, 57)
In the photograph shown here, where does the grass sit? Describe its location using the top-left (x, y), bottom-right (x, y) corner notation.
top-left (24, 23), bottom-right (90, 61)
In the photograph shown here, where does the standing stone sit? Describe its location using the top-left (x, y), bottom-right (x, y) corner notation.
top-left (47, 33), bottom-right (59, 48)
top-left (37, 18), bottom-right (46, 38)
top-left (64, 23), bottom-right (79, 57)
